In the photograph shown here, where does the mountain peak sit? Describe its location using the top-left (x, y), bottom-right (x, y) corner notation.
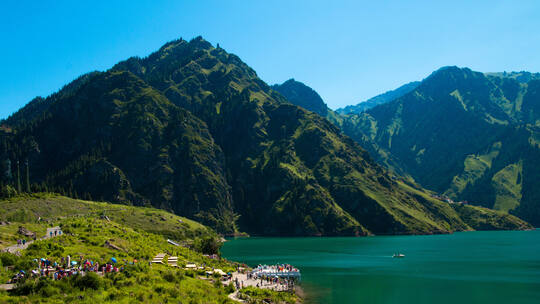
top-left (420, 66), bottom-right (485, 94)
top-left (272, 79), bottom-right (328, 116)
top-left (429, 66), bottom-right (474, 79)
top-left (189, 35), bottom-right (214, 49)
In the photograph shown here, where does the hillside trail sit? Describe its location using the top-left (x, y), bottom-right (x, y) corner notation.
top-left (2, 226), bottom-right (63, 254)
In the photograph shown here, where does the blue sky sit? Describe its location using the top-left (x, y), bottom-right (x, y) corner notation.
top-left (1, 0), bottom-right (539, 119)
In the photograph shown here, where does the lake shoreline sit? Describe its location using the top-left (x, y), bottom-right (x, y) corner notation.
top-left (225, 227), bottom-right (537, 240)
top-left (222, 229), bottom-right (540, 304)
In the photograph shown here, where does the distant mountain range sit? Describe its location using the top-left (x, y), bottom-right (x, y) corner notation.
top-left (336, 81), bottom-right (420, 115)
top-left (279, 67), bottom-right (540, 227)
top-left (0, 38), bottom-right (527, 236)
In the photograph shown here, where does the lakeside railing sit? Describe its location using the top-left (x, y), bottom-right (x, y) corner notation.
top-left (251, 269), bottom-right (302, 280)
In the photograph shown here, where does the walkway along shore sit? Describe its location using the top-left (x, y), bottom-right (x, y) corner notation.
top-left (224, 264), bottom-right (301, 302)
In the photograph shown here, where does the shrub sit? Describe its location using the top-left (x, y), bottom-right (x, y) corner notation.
top-left (167, 287), bottom-right (180, 298)
top-left (107, 290), bottom-right (120, 301)
top-left (0, 185), bottom-right (17, 198)
top-left (213, 278), bottom-right (222, 289)
top-left (163, 271), bottom-right (176, 283)
top-left (195, 236), bottom-right (221, 255)
top-left (0, 252), bottom-right (18, 266)
top-left (136, 291), bottom-right (146, 301)
top-left (73, 272), bottom-right (102, 290)
top-left (13, 280), bottom-right (36, 296)
top-left (225, 282), bottom-right (235, 294)
top-left (175, 270), bottom-right (185, 281)
top-left (14, 257), bottom-right (36, 272)
top-left (40, 285), bottom-right (59, 297)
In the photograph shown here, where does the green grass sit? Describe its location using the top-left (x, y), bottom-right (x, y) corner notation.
top-left (0, 223), bottom-right (46, 249)
top-left (451, 203), bottom-right (530, 231)
top-left (0, 193), bottom-right (215, 248)
top-left (0, 216), bottom-right (235, 303)
top-left (445, 142), bottom-right (501, 198)
top-left (450, 89), bottom-right (467, 111)
top-left (397, 181), bottom-right (530, 232)
top-left (0, 195), bottom-right (294, 303)
top-left (492, 161), bottom-right (523, 212)
top-left (238, 286), bottom-right (298, 304)
top-left (1, 261), bottom-right (236, 303)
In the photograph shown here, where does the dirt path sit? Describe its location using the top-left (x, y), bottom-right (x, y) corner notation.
top-left (2, 227), bottom-right (63, 254)
top-left (228, 290), bottom-right (245, 303)
top-left (2, 240), bottom-right (34, 254)
top-left (0, 284), bottom-right (15, 291)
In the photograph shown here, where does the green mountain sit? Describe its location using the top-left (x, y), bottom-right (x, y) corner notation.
top-left (0, 40), bottom-right (530, 236)
top-left (271, 79), bottom-right (344, 127)
top-left (272, 79), bottom-right (329, 117)
top-left (340, 66), bottom-right (540, 226)
top-left (337, 81), bottom-right (420, 115)
top-left (485, 71), bottom-right (540, 83)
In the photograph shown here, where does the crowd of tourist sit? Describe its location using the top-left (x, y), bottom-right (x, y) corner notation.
top-left (252, 264), bottom-right (300, 275)
top-left (7, 255), bottom-right (130, 284)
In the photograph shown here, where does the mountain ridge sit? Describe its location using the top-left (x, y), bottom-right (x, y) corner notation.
top-left (337, 66), bottom-right (540, 226)
top-left (0, 38), bottom-right (531, 235)
top-left (336, 81), bottom-right (420, 115)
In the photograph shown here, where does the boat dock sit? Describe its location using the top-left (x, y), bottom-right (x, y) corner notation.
top-left (250, 264), bottom-right (301, 281)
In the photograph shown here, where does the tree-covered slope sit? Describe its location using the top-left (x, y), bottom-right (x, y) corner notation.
top-left (0, 41), bottom-right (531, 236)
top-left (341, 66), bottom-right (540, 226)
top-left (337, 81), bottom-right (420, 115)
top-left (1, 70), bottom-right (236, 233)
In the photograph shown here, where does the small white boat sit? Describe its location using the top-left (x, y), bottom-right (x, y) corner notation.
top-left (393, 253), bottom-right (405, 258)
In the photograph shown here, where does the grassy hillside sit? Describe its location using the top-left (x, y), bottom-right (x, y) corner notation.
top-left (267, 74), bottom-right (532, 233)
top-left (0, 193), bottom-right (215, 249)
top-left (0, 195), bottom-right (296, 303)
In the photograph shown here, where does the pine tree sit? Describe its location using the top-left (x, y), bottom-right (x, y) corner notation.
top-left (5, 158), bottom-right (12, 182)
top-left (16, 160), bottom-right (21, 193)
top-left (25, 159), bottom-right (30, 193)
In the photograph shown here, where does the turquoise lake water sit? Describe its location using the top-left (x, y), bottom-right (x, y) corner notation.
top-left (221, 229), bottom-right (540, 304)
